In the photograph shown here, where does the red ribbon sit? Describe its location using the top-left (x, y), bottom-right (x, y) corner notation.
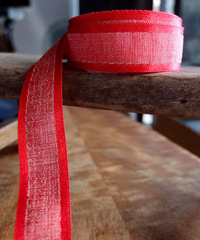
top-left (14, 10), bottom-right (183, 240)
top-left (66, 10), bottom-right (183, 72)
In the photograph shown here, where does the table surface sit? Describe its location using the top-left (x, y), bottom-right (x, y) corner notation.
top-left (1, 106), bottom-right (200, 240)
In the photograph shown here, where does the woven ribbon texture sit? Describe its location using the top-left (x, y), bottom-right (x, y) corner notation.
top-left (14, 10), bottom-right (183, 240)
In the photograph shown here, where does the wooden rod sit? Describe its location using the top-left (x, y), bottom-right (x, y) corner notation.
top-left (0, 53), bottom-right (200, 119)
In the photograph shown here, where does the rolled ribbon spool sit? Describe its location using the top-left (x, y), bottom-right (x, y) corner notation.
top-left (14, 10), bottom-right (184, 240)
top-left (66, 10), bottom-right (184, 72)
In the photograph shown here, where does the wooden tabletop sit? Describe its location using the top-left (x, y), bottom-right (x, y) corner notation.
top-left (1, 53), bottom-right (200, 119)
top-left (1, 106), bottom-right (200, 239)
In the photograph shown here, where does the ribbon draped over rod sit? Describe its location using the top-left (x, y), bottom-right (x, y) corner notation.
top-left (14, 10), bottom-right (183, 240)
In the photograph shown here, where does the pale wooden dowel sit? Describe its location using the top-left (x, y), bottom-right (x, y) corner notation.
top-left (0, 117), bottom-right (18, 150)
top-left (0, 53), bottom-right (200, 119)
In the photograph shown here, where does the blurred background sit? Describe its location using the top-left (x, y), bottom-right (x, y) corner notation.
top-left (0, 0), bottom-right (200, 155)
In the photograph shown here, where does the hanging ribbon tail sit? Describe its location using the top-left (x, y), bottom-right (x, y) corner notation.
top-left (14, 37), bottom-right (72, 240)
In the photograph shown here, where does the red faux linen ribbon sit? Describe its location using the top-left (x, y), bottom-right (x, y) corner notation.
top-left (66, 10), bottom-right (184, 72)
top-left (14, 10), bottom-right (183, 240)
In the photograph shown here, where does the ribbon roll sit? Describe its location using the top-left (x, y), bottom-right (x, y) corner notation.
top-left (14, 10), bottom-right (183, 240)
top-left (66, 10), bottom-right (184, 72)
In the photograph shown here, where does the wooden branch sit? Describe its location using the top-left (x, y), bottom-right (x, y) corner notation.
top-left (1, 53), bottom-right (200, 119)
top-left (0, 118), bottom-right (18, 150)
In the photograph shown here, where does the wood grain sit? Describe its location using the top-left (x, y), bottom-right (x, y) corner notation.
top-left (0, 118), bottom-right (18, 151)
top-left (0, 142), bottom-right (19, 239)
top-left (67, 107), bottom-right (200, 240)
top-left (2, 107), bottom-right (200, 239)
top-left (153, 116), bottom-right (200, 158)
top-left (1, 53), bottom-right (200, 119)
